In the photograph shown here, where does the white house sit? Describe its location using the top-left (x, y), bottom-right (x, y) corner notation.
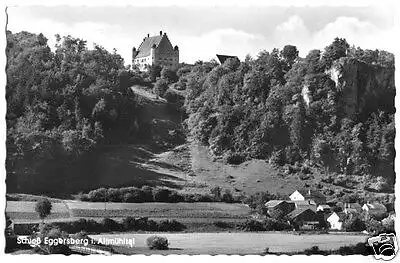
top-left (327, 212), bottom-right (346, 230)
top-left (317, 204), bottom-right (331, 212)
top-left (289, 189), bottom-right (326, 204)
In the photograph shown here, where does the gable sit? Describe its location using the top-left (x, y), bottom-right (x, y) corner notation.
top-left (156, 35), bottom-right (175, 55)
top-left (290, 190), bottom-right (305, 200)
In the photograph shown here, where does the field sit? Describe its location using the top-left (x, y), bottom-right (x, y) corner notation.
top-left (6, 200), bottom-right (251, 226)
top-left (90, 232), bottom-right (369, 255)
top-left (6, 201), bottom-right (71, 222)
top-left (66, 201), bottom-right (251, 219)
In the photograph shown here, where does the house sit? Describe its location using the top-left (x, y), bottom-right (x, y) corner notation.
top-left (343, 203), bottom-right (362, 214)
top-left (327, 212), bottom-right (346, 230)
top-left (289, 189), bottom-right (326, 205)
top-left (216, 54), bottom-right (239, 64)
top-left (317, 204), bottom-right (331, 213)
top-left (264, 200), bottom-right (295, 219)
top-left (132, 31), bottom-right (179, 71)
top-left (362, 203), bottom-right (387, 215)
top-left (291, 200), bottom-right (317, 210)
top-left (288, 208), bottom-right (318, 230)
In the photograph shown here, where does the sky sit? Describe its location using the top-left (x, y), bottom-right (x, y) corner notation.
top-left (6, 2), bottom-right (397, 65)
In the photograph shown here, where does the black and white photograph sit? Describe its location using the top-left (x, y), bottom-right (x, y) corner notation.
top-left (2, 0), bottom-right (398, 259)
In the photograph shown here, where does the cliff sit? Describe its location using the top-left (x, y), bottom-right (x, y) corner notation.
top-left (327, 57), bottom-right (395, 119)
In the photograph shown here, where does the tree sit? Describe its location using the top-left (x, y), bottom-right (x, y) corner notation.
top-left (210, 186), bottom-right (222, 201)
top-left (322, 37), bottom-right (349, 69)
top-left (35, 198), bottom-right (52, 223)
top-left (154, 78), bottom-right (169, 97)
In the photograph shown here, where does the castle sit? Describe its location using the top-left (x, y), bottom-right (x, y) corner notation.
top-left (132, 31), bottom-right (179, 71)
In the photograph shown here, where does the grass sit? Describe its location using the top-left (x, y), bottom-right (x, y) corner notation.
top-left (89, 232), bottom-right (369, 255)
top-left (66, 201), bottom-right (251, 219)
top-left (6, 201), bottom-right (71, 222)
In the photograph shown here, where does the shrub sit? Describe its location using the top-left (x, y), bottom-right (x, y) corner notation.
top-left (152, 188), bottom-right (173, 202)
top-left (154, 78), bottom-right (169, 97)
top-left (304, 246), bottom-right (329, 255)
top-left (146, 236), bottom-right (169, 250)
top-left (223, 151), bottom-right (246, 165)
top-left (158, 219), bottom-right (186, 232)
top-left (343, 215), bottom-right (366, 232)
top-left (263, 218), bottom-right (291, 231)
top-left (221, 189), bottom-right (234, 203)
top-left (101, 218), bottom-right (121, 232)
top-left (164, 88), bottom-right (182, 103)
top-left (141, 186), bottom-right (154, 202)
top-left (213, 221), bottom-right (234, 229)
top-left (237, 220), bottom-right (265, 231)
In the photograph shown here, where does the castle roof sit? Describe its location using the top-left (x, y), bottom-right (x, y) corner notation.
top-left (216, 54), bottom-right (239, 64)
top-left (135, 35), bottom-right (163, 58)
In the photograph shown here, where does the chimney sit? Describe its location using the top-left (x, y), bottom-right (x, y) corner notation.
top-left (160, 31), bottom-right (162, 36)
top-left (147, 34), bottom-right (150, 38)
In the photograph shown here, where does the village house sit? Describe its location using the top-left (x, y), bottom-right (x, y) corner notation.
top-left (132, 31), bottom-right (179, 71)
top-left (316, 204), bottom-right (331, 213)
top-left (326, 212), bottom-right (346, 230)
top-left (362, 203), bottom-right (387, 216)
top-left (264, 200), bottom-right (295, 219)
top-left (289, 189), bottom-right (326, 205)
top-left (288, 208), bottom-right (319, 230)
top-left (343, 203), bottom-right (362, 214)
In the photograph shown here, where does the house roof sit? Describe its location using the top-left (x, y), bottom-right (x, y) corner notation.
top-left (296, 189), bottom-right (326, 199)
top-left (216, 54), bottom-right (239, 64)
top-left (288, 207), bottom-right (316, 220)
top-left (135, 35), bottom-right (163, 58)
top-left (318, 205), bottom-right (331, 209)
top-left (345, 203), bottom-right (362, 210)
top-left (265, 200), bottom-right (286, 208)
top-left (328, 212), bottom-right (346, 221)
top-left (364, 203), bottom-right (387, 212)
top-left (291, 200), bottom-right (317, 207)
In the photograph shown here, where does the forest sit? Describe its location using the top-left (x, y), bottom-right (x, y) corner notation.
top-left (6, 31), bottom-right (395, 195)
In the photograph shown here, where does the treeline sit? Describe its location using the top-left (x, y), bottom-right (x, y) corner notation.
top-left (6, 31), bottom-right (151, 193)
top-left (77, 185), bottom-right (240, 203)
top-left (181, 38), bottom-right (395, 192)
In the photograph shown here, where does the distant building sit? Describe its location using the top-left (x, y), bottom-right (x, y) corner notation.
top-left (327, 212), bottom-right (346, 230)
top-left (362, 203), bottom-right (387, 215)
top-left (216, 54), bottom-right (239, 64)
top-left (288, 208), bottom-right (318, 230)
top-left (291, 200), bottom-right (317, 210)
top-left (317, 204), bottom-right (331, 213)
top-left (132, 31), bottom-right (179, 71)
top-left (289, 189), bottom-right (326, 205)
top-left (343, 203), bottom-right (362, 214)
top-left (265, 200), bottom-right (295, 219)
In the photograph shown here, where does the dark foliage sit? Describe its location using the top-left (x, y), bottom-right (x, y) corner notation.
top-left (146, 236), bottom-right (169, 250)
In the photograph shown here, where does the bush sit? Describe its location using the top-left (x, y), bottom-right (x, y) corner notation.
top-left (263, 218), bottom-right (291, 231)
top-left (213, 221), bottom-right (234, 229)
top-left (223, 151), bottom-right (246, 165)
top-left (304, 246), bottom-right (329, 255)
top-left (146, 236), bottom-right (169, 250)
top-left (164, 88), bottom-right (182, 103)
top-left (152, 188), bottom-right (173, 202)
top-left (158, 219), bottom-right (186, 232)
top-left (101, 218), bottom-right (122, 232)
top-left (237, 220), bottom-right (265, 231)
top-left (154, 78), bottom-right (169, 97)
top-left (221, 189), bottom-right (234, 203)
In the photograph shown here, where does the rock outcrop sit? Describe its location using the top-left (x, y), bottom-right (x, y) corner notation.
top-left (327, 57), bottom-right (395, 119)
